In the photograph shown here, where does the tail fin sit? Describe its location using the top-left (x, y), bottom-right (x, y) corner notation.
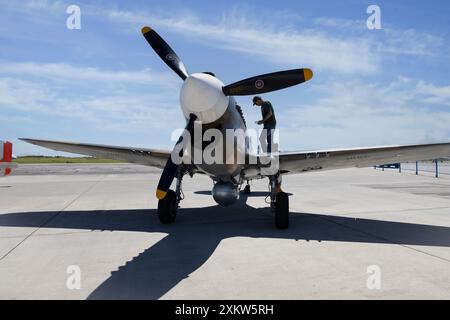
top-left (1, 141), bottom-right (15, 176)
top-left (1, 141), bottom-right (13, 162)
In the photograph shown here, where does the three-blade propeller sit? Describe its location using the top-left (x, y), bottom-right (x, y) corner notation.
top-left (140, 26), bottom-right (313, 199)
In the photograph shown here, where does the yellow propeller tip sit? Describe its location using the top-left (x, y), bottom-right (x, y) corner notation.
top-left (156, 189), bottom-right (167, 200)
top-left (141, 26), bottom-right (152, 35)
top-left (304, 68), bottom-right (313, 81)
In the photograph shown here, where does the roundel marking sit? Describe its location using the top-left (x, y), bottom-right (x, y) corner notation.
top-left (255, 79), bottom-right (265, 90)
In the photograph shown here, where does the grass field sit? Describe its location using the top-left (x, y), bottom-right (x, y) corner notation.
top-left (15, 156), bottom-right (122, 164)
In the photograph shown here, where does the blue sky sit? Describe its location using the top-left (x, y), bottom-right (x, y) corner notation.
top-left (1, 0), bottom-right (450, 155)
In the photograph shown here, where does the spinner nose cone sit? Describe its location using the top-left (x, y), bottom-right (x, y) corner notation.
top-left (180, 73), bottom-right (229, 123)
top-left (180, 74), bottom-right (220, 112)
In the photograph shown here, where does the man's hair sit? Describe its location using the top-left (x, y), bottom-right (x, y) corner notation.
top-left (253, 96), bottom-right (262, 105)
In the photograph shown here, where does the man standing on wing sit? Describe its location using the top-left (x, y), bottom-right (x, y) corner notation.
top-left (253, 96), bottom-right (277, 154)
top-left (253, 96), bottom-right (282, 193)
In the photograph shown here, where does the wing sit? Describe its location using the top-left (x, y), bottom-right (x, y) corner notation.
top-left (20, 138), bottom-right (170, 169)
top-left (277, 142), bottom-right (450, 175)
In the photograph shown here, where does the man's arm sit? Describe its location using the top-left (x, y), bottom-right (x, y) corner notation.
top-left (262, 109), bottom-right (273, 122)
top-left (257, 104), bottom-right (273, 124)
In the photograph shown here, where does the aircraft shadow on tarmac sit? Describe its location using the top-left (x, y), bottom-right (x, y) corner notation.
top-left (1, 192), bottom-right (450, 299)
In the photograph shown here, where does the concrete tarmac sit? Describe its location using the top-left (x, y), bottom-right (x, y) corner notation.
top-left (0, 164), bottom-right (449, 299)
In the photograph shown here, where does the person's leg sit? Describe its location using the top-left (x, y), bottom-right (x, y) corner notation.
top-left (266, 124), bottom-right (275, 154)
top-left (266, 129), bottom-right (272, 153)
top-left (259, 129), bottom-right (267, 153)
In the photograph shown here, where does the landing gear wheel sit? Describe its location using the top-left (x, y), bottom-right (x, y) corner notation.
top-left (157, 189), bottom-right (177, 224)
top-left (275, 192), bottom-right (289, 229)
top-left (243, 184), bottom-right (251, 194)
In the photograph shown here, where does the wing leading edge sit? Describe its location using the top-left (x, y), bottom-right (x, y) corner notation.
top-left (277, 142), bottom-right (450, 174)
top-left (20, 138), bottom-right (170, 169)
top-left (21, 139), bottom-right (450, 175)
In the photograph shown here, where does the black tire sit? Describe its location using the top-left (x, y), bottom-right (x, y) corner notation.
top-left (275, 192), bottom-right (289, 229)
top-left (243, 185), bottom-right (251, 194)
top-left (157, 190), bottom-right (177, 224)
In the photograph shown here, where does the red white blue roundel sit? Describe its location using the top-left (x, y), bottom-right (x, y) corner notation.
top-left (255, 79), bottom-right (265, 90)
top-left (166, 53), bottom-right (175, 61)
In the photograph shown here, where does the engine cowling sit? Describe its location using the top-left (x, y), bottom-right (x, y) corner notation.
top-left (212, 181), bottom-right (239, 207)
top-left (180, 73), bottom-right (229, 124)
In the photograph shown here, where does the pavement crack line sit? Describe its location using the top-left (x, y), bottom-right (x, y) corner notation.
top-left (312, 213), bottom-right (450, 264)
top-left (312, 206), bottom-right (450, 217)
top-left (0, 176), bottom-right (106, 262)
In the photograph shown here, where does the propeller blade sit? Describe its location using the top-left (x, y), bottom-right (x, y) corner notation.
top-left (156, 114), bottom-right (197, 200)
top-left (141, 26), bottom-right (189, 80)
top-left (222, 68), bottom-right (313, 96)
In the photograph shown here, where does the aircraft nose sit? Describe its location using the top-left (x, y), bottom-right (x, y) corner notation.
top-left (180, 73), bottom-right (229, 124)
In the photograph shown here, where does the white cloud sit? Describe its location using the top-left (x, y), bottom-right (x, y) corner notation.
top-left (107, 9), bottom-right (378, 75)
top-left (416, 81), bottom-right (450, 106)
top-left (277, 77), bottom-right (450, 151)
top-left (314, 17), bottom-right (366, 31)
top-left (106, 8), bottom-right (447, 75)
top-left (379, 28), bottom-right (444, 56)
top-left (0, 62), bottom-right (183, 132)
top-left (315, 17), bottom-right (445, 57)
top-left (0, 61), bottom-right (177, 87)
top-left (2, 1), bottom-right (446, 74)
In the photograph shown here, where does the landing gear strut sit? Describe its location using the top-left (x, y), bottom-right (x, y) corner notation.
top-left (243, 182), bottom-right (251, 194)
top-left (269, 174), bottom-right (289, 229)
top-left (157, 167), bottom-right (185, 224)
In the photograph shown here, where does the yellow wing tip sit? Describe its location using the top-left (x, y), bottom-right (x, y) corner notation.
top-left (303, 68), bottom-right (313, 81)
top-left (156, 189), bottom-right (167, 200)
top-left (141, 26), bottom-right (152, 35)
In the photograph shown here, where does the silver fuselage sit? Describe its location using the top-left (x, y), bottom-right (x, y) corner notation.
top-left (189, 97), bottom-right (248, 184)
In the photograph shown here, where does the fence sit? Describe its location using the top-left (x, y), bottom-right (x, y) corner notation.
top-left (375, 160), bottom-right (450, 178)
